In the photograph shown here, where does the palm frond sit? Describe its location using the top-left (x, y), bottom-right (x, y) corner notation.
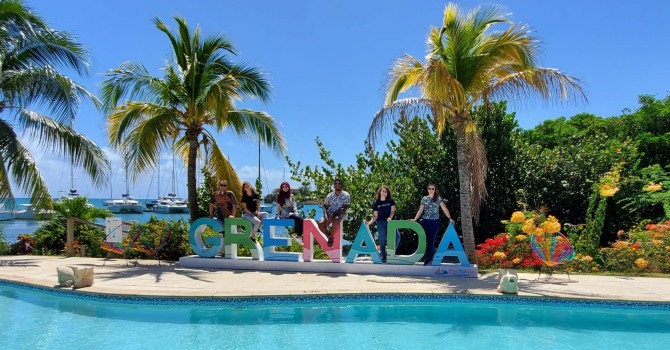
top-left (221, 109), bottom-right (287, 156)
top-left (1, 65), bottom-right (98, 123)
top-left (0, 149), bottom-right (16, 207)
top-left (225, 64), bottom-right (273, 103)
top-left (367, 97), bottom-right (433, 147)
top-left (17, 109), bottom-right (110, 188)
top-left (206, 141), bottom-right (242, 196)
top-left (484, 67), bottom-right (587, 107)
top-left (0, 117), bottom-right (51, 209)
top-left (100, 61), bottom-right (161, 113)
top-left (0, 0), bottom-right (47, 40)
top-left (12, 29), bottom-right (92, 76)
top-left (118, 107), bottom-right (182, 182)
top-left (385, 55), bottom-right (424, 104)
top-left (106, 102), bottom-right (175, 146)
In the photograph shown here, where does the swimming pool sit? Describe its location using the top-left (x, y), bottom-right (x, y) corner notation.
top-left (1, 280), bottom-right (669, 349)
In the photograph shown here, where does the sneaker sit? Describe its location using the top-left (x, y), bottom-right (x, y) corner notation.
top-left (293, 235), bottom-right (303, 246)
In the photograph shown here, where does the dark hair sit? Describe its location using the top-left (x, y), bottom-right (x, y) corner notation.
top-left (428, 183), bottom-right (439, 202)
top-left (376, 185), bottom-right (393, 201)
top-left (242, 181), bottom-right (257, 196)
top-left (334, 178), bottom-right (343, 186)
top-left (277, 181), bottom-right (291, 206)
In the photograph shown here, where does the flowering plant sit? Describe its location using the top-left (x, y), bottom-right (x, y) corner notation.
top-left (600, 221), bottom-right (670, 274)
top-left (475, 211), bottom-right (543, 269)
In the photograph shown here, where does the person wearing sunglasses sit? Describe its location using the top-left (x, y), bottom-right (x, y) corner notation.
top-left (209, 180), bottom-right (238, 234)
top-left (319, 178), bottom-right (350, 246)
top-left (410, 183), bottom-right (455, 265)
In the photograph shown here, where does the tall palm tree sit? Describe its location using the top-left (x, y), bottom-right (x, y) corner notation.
top-left (367, 3), bottom-right (586, 261)
top-left (101, 17), bottom-right (286, 221)
top-left (0, 0), bottom-right (109, 210)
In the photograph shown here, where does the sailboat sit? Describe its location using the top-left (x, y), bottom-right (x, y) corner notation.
top-left (154, 153), bottom-right (188, 214)
top-left (105, 165), bottom-right (145, 214)
top-left (58, 116), bottom-right (93, 207)
top-left (257, 140), bottom-right (274, 215)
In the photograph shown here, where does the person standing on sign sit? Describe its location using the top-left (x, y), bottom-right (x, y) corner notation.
top-left (209, 180), bottom-right (237, 234)
top-left (319, 178), bottom-right (350, 246)
top-left (410, 183), bottom-right (455, 265)
top-left (366, 185), bottom-right (400, 263)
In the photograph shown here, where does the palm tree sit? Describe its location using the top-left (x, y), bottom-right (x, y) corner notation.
top-left (101, 17), bottom-right (286, 221)
top-left (52, 196), bottom-right (112, 222)
top-left (367, 3), bottom-right (586, 261)
top-left (0, 0), bottom-right (109, 210)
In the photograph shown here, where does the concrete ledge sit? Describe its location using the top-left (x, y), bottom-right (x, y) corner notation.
top-left (178, 255), bottom-right (478, 277)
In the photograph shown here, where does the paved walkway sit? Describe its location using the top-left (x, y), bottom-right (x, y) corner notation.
top-left (1, 255), bottom-right (669, 302)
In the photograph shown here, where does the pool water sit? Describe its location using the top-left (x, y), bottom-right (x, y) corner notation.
top-left (1, 282), bottom-right (669, 349)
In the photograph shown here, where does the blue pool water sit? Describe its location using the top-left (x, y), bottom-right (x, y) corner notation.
top-left (1, 281), bottom-right (669, 349)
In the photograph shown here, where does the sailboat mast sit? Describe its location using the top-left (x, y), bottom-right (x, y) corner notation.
top-left (157, 163), bottom-right (161, 198)
top-left (172, 152), bottom-right (177, 196)
top-left (125, 164), bottom-right (130, 196)
top-left (70, 116), bottom-right (75, 190)
top-left (258, 139), bottom-right (261, 185)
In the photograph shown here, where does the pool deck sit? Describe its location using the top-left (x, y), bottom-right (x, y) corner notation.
top-left (1, 255), bottom-right (669, 302)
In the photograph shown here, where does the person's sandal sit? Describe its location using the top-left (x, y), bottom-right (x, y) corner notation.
top-left (327, 236), bottom-right (334, 247)
top-left (249, 234), bottom-right (257, 243)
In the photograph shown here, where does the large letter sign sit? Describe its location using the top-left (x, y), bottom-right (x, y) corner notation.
top-left (302, 219), bottom-right (342, 263)
top-left (386, 220), bottom-right (426, 265)
top-left (345, 223), bottom-right (382, 263)
top-left (189, 217), bottom-right (223, 258)
top-left (186, 218), bottom-right (477, 277)
top-left (430, 223), bottom-right (471, 266)
top-left (225, 218), bottom-right (263, 260)
top-left (263, 218), bottom-right (302, 262)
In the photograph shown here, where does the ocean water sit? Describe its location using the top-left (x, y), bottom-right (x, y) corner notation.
top-left (0, 199), bottom-right (321, 243)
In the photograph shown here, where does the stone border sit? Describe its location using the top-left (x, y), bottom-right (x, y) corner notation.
top-left (2, 278), bottom-right (669, 310)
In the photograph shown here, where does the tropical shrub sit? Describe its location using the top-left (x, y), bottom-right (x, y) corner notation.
top-left (125, 218), bottom-right (192, 261)
top-left (599, 221), bottom-right (670, 274)
top-left (33, 220), bottom-right (106, 256)
top-left (475, 211), bottom-right (540, 269)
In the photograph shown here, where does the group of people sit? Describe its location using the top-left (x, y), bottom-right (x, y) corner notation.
top-left (209, 178), bottom-right (455, 265)
top-left (208, 179), bottom-right (306, 244)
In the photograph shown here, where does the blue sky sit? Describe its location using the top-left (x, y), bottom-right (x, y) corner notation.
top-left (18, 0), bottom-right (670, 199)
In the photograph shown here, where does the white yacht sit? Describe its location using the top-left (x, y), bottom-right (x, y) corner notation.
top-left (105, 194), bottom-right (145, 214)
top-left (153, 156), bottom-right (188, 214)
top-left (0, 204), bottom-right (14, 221)
top-left (154, 193), bottom-right (189, 213)
top-left (105, 167), bottom-right (145, 213)
top-left (14, 204), bottom-right (54, 220)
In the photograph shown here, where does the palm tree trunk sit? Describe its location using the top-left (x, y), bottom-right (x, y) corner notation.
top-left (455, 122), bottom-right (476, 262)
top-left (187, 128), bottom-right (199, 222)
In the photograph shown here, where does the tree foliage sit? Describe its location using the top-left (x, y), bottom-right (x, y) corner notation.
top-left (101, 16), bottom-right (285, 222)
top-left (0, 0), bottom-right (108, 209)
